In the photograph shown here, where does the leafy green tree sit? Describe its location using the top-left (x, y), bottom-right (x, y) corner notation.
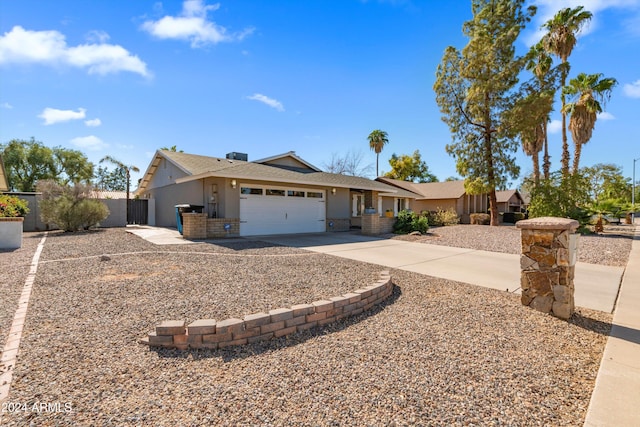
top-left (99, 156), bottom-right (139, 201)
top-left (367, 129), bottom-right (389, 177)
top-left (1, 138), bottom-right (56, 191)
top-left (384, 150), bottom-right (438, 183)
top-left (434, 0), bottom-right (535, 226)
top-left (53, 147), bottom-right (94, 186)
top-left (93, 165), bottom-right (127, 191)
top-left (581, 163), bottom-right (631, 203)
top-left (540, 6), bottom-right (593, 177)
top-left (0, 138), bottom-right (94, 191)
top-left (528, 170), bottom-right (591, 226)
top-left (0, 194), bottom-right (30, 217)
top-left (563, 73), bottom-right (617, 173)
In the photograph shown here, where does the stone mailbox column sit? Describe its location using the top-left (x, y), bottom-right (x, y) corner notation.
top-left (516, 217), bottom-right (579, 319)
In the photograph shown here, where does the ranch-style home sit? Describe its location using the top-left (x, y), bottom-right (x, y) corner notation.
top-left (135, 150), bottom-right (417, 237)
top-left (375, 177), bottom-right (490, 223)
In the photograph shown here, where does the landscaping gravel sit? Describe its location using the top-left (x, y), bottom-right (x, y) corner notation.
top-left (388, 224), bottom-right (634, 267)
top-left (0, 227), bottom-right (615, 426)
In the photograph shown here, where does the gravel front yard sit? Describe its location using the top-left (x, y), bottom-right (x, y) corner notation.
top-left (0, 226), bottom-right (621, 425)
top-left (387, 224), bottom-right (634, 267)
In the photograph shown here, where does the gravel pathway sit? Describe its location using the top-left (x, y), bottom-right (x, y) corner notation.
top-left (0, 228), bottom-right (613, 426)
top-left (387, 224), bottom-right (634, 267)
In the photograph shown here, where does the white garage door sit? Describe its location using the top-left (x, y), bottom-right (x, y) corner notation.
top-left (239, 185), bottom-right (326, 236)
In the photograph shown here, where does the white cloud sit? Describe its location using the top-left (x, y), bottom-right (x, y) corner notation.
top-left (548, 119), bottom-right (562, 134)
top-left (246, 93), bottom-right (284, 112)
top-left (70, 135), bottom-right (108, 151)
top-left (39, 107), bottom-right (86, 125)
top-left (141, 0), bottom-right (254, 48)
top-left (1, 102), bottom-right (12, 109)
top-left (597, 111), bottom-right (615, 120)
top-left (524, 0), bottom-right (640, 46)
top-left (623, 80), bottom-right (640, 98)
top-left (85, 118), bottom-right (102, 127)
top-left (0, 26), bottom-right (150, 77)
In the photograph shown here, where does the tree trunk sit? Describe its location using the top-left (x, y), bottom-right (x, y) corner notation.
top-left (572, 142), bottom-right (582, 175)
top-left (533, 151), bottom-right (540, 186)
top-left (542, 121), bottom-right (550, 180)
top-left (560, 68), bottom-right (570, 178)
top-left (489, 188), bottom-right (499, 226)
top-left (376, 153), bottom-right (379, 177)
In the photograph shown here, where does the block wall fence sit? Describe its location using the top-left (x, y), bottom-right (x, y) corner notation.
top-left (141, 271), bottom-right (393, 350)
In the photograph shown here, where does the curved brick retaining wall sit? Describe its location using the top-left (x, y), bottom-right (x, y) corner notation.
top-left (141, 271), bottom-right (392, 350)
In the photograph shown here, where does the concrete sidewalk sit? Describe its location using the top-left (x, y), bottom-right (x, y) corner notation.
top-left (584, 226), bottom-right (640, 426)
top-left (257, 233), bottom-right (624, 314)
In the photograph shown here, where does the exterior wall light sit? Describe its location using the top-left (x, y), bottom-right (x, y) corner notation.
top-left (230, 179), bottom-right (237, 189)
top-left (331, 188), bottom-right (337, 195)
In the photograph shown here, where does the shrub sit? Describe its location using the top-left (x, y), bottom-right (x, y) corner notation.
top-left (37, 180), bottom-right (109, 231)
top-left (427, 207), bottom-right (460, 226)
top-left (0, 194), bottom-right (29, 217)
top-left (394, 209), bottom-right (429, 234)
top-left (470, 213), bottom-right (490, 225)
top-left (513, 212), bottom-right (525, 222)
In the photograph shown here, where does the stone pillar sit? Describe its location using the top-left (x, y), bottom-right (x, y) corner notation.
top-left (516, 217), bottom-right (579, 319)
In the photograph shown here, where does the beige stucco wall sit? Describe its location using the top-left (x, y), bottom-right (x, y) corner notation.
top-left (413, 199), bottom-right (457, 214)
top-left (148, 181), bottom-right (203, 227)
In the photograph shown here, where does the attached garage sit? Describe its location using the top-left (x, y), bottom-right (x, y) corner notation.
top-left (239, 184), bottom-right (326, 236)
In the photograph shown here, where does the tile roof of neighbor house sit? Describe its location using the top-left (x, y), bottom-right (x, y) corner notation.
top-left (495, 189), bottom-right (520, 203)
top-left (376, 177), bottom-right (467, 200)
top-left (137, 150), bottom-right (412, 195)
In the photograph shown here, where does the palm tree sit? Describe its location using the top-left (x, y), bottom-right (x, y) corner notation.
top-left (541, 6), bottom-right (592, 177)
top-left (525, 42), bottom-right (555, 180)
top-left (367, 129), bottom-right (389, 177)
top-left (99, 156), bottom-right (140, 222)
top-left (563, 73), bottom-right (617, 173)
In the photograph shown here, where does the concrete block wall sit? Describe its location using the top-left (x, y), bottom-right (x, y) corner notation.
top-left (141, 271), bottom-right (393, 350)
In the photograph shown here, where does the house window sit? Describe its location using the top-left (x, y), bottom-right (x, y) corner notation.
top-left (241, 187), bottom-right (263, 195)
top-left (266, 189), bottom-right (285, 196)
top-left (288, 190), bottom-right (305, 197)
top-left (307, 192), bottom-right (323, 198)
top-left (397, 198), bottom-right (406, 212)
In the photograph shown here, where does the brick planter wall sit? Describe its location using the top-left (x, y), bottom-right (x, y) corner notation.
top-left (141, 271), bottom-right (393, 350)
top-left (326, 218), bottom-right (350, 232)
top-left (182, 213), bottom-right (240, 239)
top-left (362, 213), bottom-right (395, 235)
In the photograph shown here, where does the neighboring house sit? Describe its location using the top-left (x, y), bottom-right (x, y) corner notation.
top-left (375, 177), bottom-right (489, 224)
top-left (135, 150), bottom-right (416, 236)
top-left (0, 154), bottom-right (8, 192)
top-left (495, 189), bottom-right (525, 213)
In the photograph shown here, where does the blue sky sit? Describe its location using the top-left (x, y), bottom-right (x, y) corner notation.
top-left (1, 0), bottom-right (639, 188)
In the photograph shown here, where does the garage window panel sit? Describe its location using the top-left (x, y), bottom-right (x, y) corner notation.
top-left (288, 190), bottom-right (305, 197)
top-left (266, 189), bottom-right (285, 196)
top-left (307, 192), bottom-right (323, 198)
top-left (241, 187), bottom-right (263, 195)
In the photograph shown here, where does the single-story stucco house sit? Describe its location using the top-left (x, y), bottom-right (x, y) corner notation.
top-left (135, 150), bottom-right (417, 237)
top-left (495, 189), bottom-right (526, 213)
top-left (375, 177), bottom-right (490, 224)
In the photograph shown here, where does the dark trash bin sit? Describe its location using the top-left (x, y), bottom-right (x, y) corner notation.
top-left (502, 212), bottom-right (516, 224)
top-left (175, 204), bottom-right (204, 234)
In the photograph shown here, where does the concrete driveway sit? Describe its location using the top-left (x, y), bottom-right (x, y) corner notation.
top-left (256, 232), bottom-right (624, 313)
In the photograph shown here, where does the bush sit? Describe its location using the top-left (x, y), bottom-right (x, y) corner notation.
top-left (427, 207), bottom-right (460, 226)
top-left (470, 213), bottom-right (490, 225)
top-left (37, 180), bottom-right (109, 231)
top-left (0, 194), bottom-right (29, 217)
top-left (513, 212), bottom-right (525, 222)
top-left (393, 209), bottom-right (429, 234)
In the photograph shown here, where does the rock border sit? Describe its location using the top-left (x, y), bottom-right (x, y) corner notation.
top-left (140, 271), bottom-right (392, 350)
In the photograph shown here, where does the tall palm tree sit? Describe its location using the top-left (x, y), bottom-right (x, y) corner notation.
top-left (368, 129), bottom-right (389, 177)
top-left (563, 73), bottom-right (617, 173)
top-left (100, 156), bottom-right (140, 221)
top-left (525, 42), bottom-right (555, 180)
top-left (541, 6), bottom-right (592, 177)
